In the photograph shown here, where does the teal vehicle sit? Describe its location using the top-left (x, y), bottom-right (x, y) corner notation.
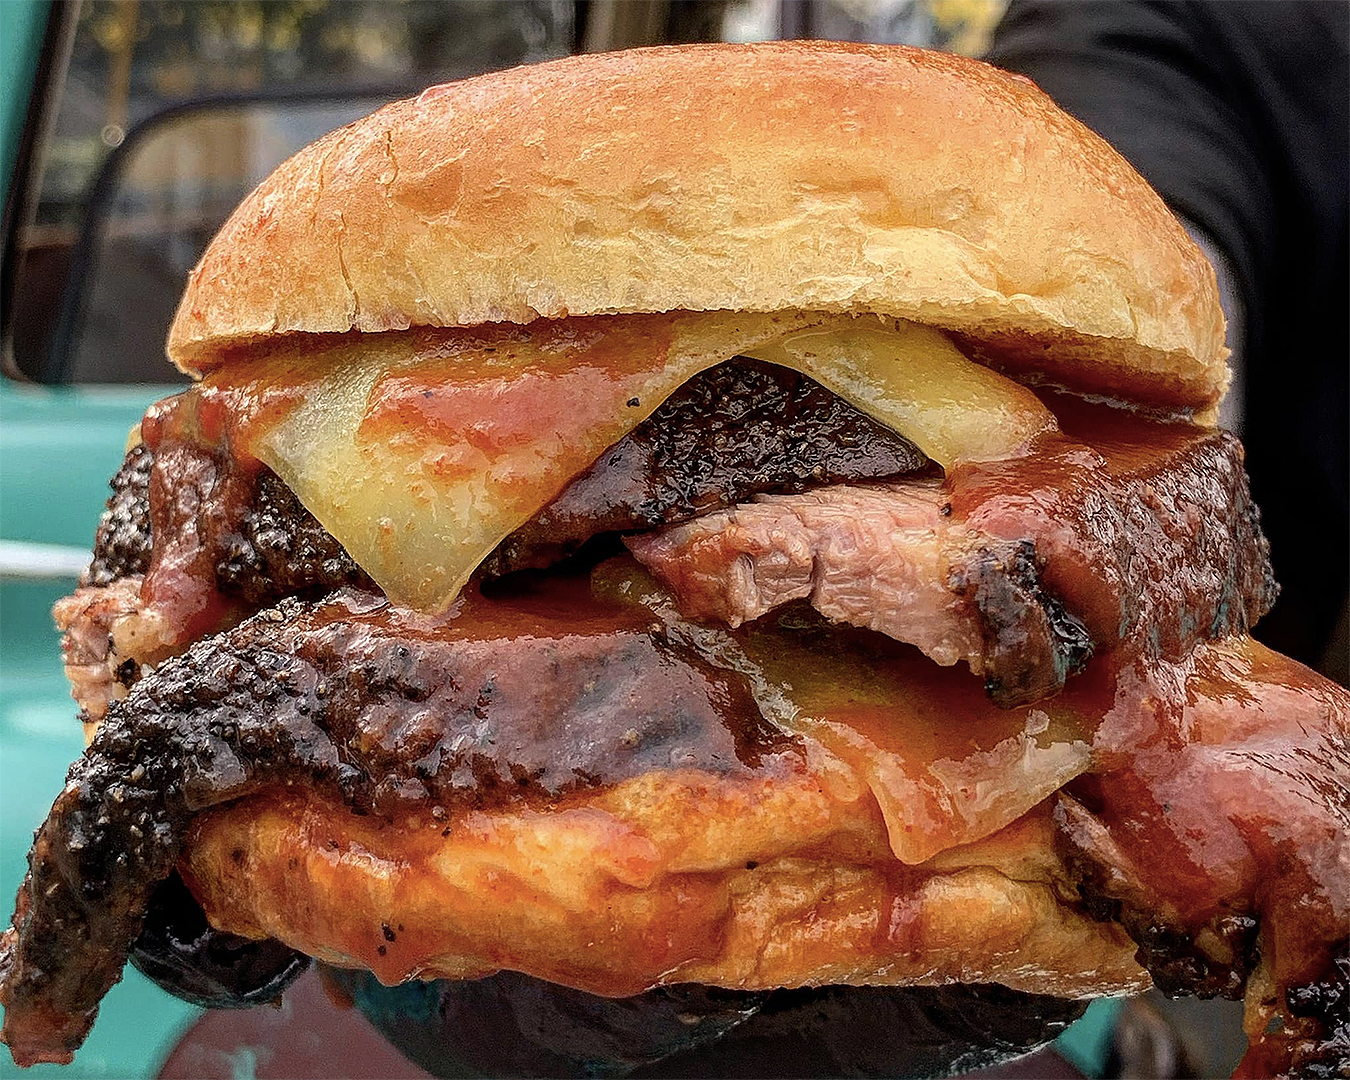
top-left (0, 3), bottom-right (1119, 1076)
top-left (3, 8), bottom-right (191, 1078)
top-left (0, 7), bottom-right (569, 1075)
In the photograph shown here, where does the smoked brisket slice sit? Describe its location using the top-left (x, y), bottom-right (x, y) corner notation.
top-left (1, 587), bottom-right (801, 1065)
top-left (483, 357), bottom-right (932, 576)
top-left (83, 443), bottom-right (370, 606)
top-left (631, 416), bottom-right (1277, 706)
top-left (626, 482), bottom-right (1097, 708)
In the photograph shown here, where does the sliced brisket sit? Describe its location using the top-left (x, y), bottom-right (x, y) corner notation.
top-left (949, 405), bottom-right (1279, 670)
top-left (2, 586), bottom-right (803, 1065)
top-left (485, 357), bottom-right (932, 576)
top-left (78, 370), bottom-right (1276, 714)
top-left (625, 482), bottom-right (1096, 708)
top-left (1049, 635), bottom-right (1350, 1077)
top-left (631, 415), bottom-right (1276, 706)
top-left (6, 594), bottom-right (1345, 1073)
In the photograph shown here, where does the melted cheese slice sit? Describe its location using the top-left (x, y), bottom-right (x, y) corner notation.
top-left (632, 566), bottom-right (1093, 865)
top-left (235, 311), bottom-right (1054, 609)
top-left (745, 324), bottom-right (1056, 467)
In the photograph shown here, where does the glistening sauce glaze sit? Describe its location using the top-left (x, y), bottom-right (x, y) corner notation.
top-left (5, 570), bottom-right (1347, 1072)
top-left (19, 339), bottom-right (1324, 1075)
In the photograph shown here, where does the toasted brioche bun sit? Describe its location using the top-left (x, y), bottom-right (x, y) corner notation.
top-left (168, 42), bottom-right (1227, 409)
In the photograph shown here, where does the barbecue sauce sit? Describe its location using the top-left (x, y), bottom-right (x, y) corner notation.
top-left (948, 393), bottom-right (1276, 660)
top-left (31, 345), bottom-right (1333, 1077)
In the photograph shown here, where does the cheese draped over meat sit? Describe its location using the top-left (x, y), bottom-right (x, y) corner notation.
top-left (209, 312), bottom-right (1055, 610)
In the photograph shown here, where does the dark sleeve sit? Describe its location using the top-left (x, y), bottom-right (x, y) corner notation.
top-left (986, 2), bottom-right (1279, 314)
top-left (985, 0), bottom-right (1349, 678)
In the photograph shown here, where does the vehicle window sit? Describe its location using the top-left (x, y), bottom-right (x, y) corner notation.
top-left (8, 0), bottom-right (576, 384)
top-left (59, 98), bottom-right (406, 383)
top-left (6, 0), bottom-right (1002, 384)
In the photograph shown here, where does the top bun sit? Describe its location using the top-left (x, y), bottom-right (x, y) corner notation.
top-left (167, 41), bottom-right (1227, 410)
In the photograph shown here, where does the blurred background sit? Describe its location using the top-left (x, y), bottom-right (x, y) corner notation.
top-left (4, 0), bottom-right (1007, 386)
top-left (0, 2), bottom-right (1345, 1078)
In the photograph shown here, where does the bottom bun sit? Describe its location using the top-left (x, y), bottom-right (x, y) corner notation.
top-left (182, 790), bottom-right (1146, 1001)
top-left (327, 966), bottom-right (1088, 1079)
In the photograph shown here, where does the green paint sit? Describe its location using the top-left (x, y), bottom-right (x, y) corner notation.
top-left (1, 383), bottom-right (200, 1080)
top-left (0, 0), bottom-right (49, 211)
top-left (1057, 997), bottom-right (1123, 1076)
top-left (0, 382), bottom-right (176, 546)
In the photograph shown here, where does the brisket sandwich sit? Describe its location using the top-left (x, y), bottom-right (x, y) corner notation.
top-left (2, 42), bottom-right (1347, 1078)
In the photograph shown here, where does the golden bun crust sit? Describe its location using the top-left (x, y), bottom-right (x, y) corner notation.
top-left (183, 786), bottom-right (1147, 1001)
top-left (168, 42), bottom-right (1227, 408)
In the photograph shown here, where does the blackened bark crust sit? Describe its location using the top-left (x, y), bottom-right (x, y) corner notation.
top-left (215, 472), bottom-right (371, 605)
top-left (1054, 792), bottom-right (1259, 1001)
top-left (485, 358), bottom-right (932, 576)
top-left (0, 590), bottom-right (800, 1063)
top-left (85, 443), bottom-right (154, 586)
top-left (1285, 948), bottom-right (1350, 1078)
top-left (948, 539), bottom-right (1095, 708)
top-left (84, 443), bottom-right (370, 607)
top-left (1056, 792), bottom-right (1350, 1078)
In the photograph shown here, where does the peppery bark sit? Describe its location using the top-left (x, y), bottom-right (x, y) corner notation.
top-left (214, 471), bottom-right (372, 606)
top-left (1281, 949), bottom-right (1350, 1078)
top-left (83, 441), bottom-right (370, 607)
top-left (1, 588), bottom-right (800, 1065)
top-left (84, 443), bottom-right (155, 587)
top-left (948, 539), bottom-right (1095, 707)
top-left (483, 357), bottom-right (933, 576)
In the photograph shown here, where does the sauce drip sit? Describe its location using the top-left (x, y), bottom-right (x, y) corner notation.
top-left (949, 391), bottom-right (1276, 661)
